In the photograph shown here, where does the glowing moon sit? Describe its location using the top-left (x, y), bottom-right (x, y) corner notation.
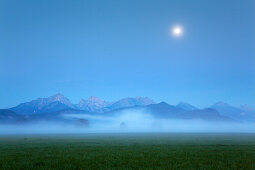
top-left (172, 26), bottom-right (183, 37)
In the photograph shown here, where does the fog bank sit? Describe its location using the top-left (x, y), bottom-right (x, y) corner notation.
top-left (1, 110), bottom-right (255, 134)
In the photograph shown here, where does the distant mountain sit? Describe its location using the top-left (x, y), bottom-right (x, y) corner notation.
top-left (240, 105), bottom-right (255, 114)
top-left (104, 97), bottom-right (155, 112)
top-left (76, 96), bottom-right (111, 112)
top-left (146, 102), bottom-right (184, 118)
top-left (179, 108), bottom-right (232, 121)
top-left (176, 102), bottom-right (197, 111)
top-left (145, 102), bottom-right (230, 121)
top-left (210, 102), bottom-right (249, 121)
top-left (10, 93), bottom-right (74, 114)
top-left (105, 102), bottom-right (231, 121)
top-left (0, 109), bottom-right (22, 123)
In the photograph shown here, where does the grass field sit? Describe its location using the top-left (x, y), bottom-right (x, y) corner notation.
top-left (0, 133), bottom-right (255, 169)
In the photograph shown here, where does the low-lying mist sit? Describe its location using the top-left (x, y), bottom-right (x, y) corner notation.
top-left (1, 109), bottom-right (255, 134)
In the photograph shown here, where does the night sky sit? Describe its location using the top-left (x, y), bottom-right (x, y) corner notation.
top-left (1, 0), bottom-right (254, 108)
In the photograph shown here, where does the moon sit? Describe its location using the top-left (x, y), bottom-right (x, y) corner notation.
top-left (172, 26), bottom-right (183, 37)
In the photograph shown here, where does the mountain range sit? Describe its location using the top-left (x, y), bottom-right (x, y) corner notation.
top-left (10, 93), bottom-right (155, 114)
top-left (1, 93), bottom-right (254, 124)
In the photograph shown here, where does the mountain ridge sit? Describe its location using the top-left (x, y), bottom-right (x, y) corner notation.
top-left (4, 94), bottom-right (254, 122)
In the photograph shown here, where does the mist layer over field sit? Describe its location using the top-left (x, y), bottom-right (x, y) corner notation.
top-left (1, 109), bottom-right (255, 134)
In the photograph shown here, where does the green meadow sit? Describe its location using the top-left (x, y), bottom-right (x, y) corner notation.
top-left (0, 133), bottom-right (255, 169)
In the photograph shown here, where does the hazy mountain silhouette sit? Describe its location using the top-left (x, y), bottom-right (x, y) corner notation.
top-left (0, 109), bottom-right (21, 123)
top-left (146, 102), bottom-right (184, 118)
top-left (103, 97), bottom-right (155, 112)
top-left (176, 102), bottom-right (197, 111)
top-left (210, 102), bottom-right (255, 121)
top-left (103, 102), bottom-right (233, 122)
top-left (178, 108), bottom-right (232, 121)
top-left (10, 93), bottom-right (73, 114)
top-left (145, 102), bottom-right (231, 121)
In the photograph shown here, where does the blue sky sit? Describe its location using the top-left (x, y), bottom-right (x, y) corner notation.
top-left (0, 0), bottom-right (255, 108)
